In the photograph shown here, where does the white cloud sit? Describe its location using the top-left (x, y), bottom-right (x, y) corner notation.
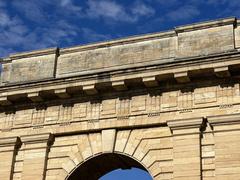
top-left (166, 5), bottom-right (200, 21)
top-left (81, 28), bottom-right (112, 42)
top-left (0, 12), bottom-right (11, 27)
top-left (85, 0), bottom-right (155, 23)
top-left (131, 1), bottom-right (155, 17)
top-left (12, 0), bottom-right (48, 22)
top-left (86, 0), bottom-right (132, 22)
top-left (59, 0), bottom-right (82, 14)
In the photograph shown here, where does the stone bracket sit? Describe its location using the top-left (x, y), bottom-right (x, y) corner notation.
top-left (28, 92), bottom-right (43, 102)
top-left (112, 80), bottom-right (128, 91)
top-left (83, 85), bottom-right (98, 95)
top-left (174, 71), bottom-right (190, 83)
top-left (142, 76), bottom-right (159, 87)
top-left (214, 66), bottom-right (230, 78)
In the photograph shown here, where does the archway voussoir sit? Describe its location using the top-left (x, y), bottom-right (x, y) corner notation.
top-left (62, 160), bottom-right (76, 174)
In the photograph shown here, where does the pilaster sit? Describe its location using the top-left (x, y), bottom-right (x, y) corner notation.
top-left (208, 114), bottom-right (240, 179)
top-left (21, 133), bottom-right (54, 180)
top-left (168, 118), bottom-right (203, 180)
top-left (0, 137), bottom-right (21, 180)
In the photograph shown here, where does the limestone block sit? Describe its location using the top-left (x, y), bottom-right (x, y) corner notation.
top-left (89, 133), bottom-right (102, 155)
top-left (101, 99), bottom-right (116, 116)
top-left (117, 98), bottom-right (130, 117)
top-left (161, 91), bottom-right (178, 110)
top-left (14, 109), bottom-right (33, 126)
top-left (178, 90), bottom-right (193, 110)
top-left (194, 86), bottom-right (217, 105)
top-left (88, 102), bottom-right (101, 120)
top-left (45, 106), bottom-right (60, 123)
top-left (147, 94), bottom-right (161, 113)
top-left (102, 129), bottom-right (116, 152)
top-left (8, 48), bottom-right (57, 83)
top-left (32, 107), bottom-right (46, 126)
top-left (77, 135), bottom-right (92, 160)
top-left (131, 95), bottom-right (147, 112)
top-left (114, 130), bottom-right (131, 152)
top-left (58, 105), bottom-right (73, 123)
top-left (72, 103), bottom-right (88, 120)
top-left (235, 24), bottom-right (240, 48)
top-left (0, 62), bottom-right (11, 85)
top-left (57, 37), bottom-right (176, 78)
top-left (177, 24), bottom-right (235, 58)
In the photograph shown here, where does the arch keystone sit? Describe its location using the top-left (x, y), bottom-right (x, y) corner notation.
top-left (102, 129), bottom-right (116, 152)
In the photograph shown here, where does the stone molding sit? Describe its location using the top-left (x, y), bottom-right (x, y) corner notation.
top-left (0, 136), bottom-right (21, 147)
top-left (21, 133), bottom-right (54, 145)
top-left (207, 113), bottom-right (240, 126)
top-left (175, 17), bottom-right (236, 33)
top-left (167, 117), bottom-right (203, 133)
top-left (5, 47), bottom-right (58, 62)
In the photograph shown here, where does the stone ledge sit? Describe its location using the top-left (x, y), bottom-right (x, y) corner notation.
top-left (175, 17), bottom-right (236, 33)
top-left (207, 113), bottom-right (240, 126)
top-left (167, 117), bottom-right (203, 131)
top-left (0, 136), bottom-right (21, 147)
top-left (9, 47), bottom-right (58, 60)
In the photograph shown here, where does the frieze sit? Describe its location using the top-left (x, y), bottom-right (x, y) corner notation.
top-left (0, 83), bottom-right (239, 130)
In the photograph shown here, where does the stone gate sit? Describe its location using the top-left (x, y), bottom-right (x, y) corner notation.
top-left (1, 17), bottom-right (240, 180)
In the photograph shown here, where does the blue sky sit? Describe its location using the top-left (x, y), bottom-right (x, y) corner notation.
top-left (0, 0), bottom-right (240, 58)
top-left (100, 168), bottom-right (152, 180)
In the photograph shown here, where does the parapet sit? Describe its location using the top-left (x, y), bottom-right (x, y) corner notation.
top-left (0, 17), bottom-right (239, 85)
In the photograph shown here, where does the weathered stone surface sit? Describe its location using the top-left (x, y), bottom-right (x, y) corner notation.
top-left (177, 24), bottom-right (235, 58)
top-left (1, 48), bottom-right (58, 85)
top-left (0, 17), bottom-right (240, 180)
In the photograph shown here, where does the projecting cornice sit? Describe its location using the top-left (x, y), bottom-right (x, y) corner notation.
top-left (175, 17), bottom-right (236, 33)
top-left (0, 17), bottom-right (240, 108)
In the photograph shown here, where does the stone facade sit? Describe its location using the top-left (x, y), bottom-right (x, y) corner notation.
top-left (0, 17), bottom-right (240, 179)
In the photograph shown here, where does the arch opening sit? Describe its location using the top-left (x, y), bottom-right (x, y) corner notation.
top-left (67, 153), bottom-right (152, 180)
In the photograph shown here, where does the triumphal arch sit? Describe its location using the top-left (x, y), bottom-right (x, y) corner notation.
top-left (1, 17), bottom-right (240, 180)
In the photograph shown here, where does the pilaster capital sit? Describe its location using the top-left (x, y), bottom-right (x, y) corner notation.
top-left (207, 113), bottom-right (240, 126)
top-left (0, 136), bottom-right (21, 148)
top-left (167, 117), bottom-right (203, 135)
top-left (21, 133), bottom-right (54, 146)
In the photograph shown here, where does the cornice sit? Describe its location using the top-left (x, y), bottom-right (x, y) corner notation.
top-left (175, 17), bottom-right (237, 33)
top-left (60, 30), bottom-right (176, 55)
top-left (207, 113), bottom-right (240, 126)
top-left (9, 47), bottom-right (58, 60)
